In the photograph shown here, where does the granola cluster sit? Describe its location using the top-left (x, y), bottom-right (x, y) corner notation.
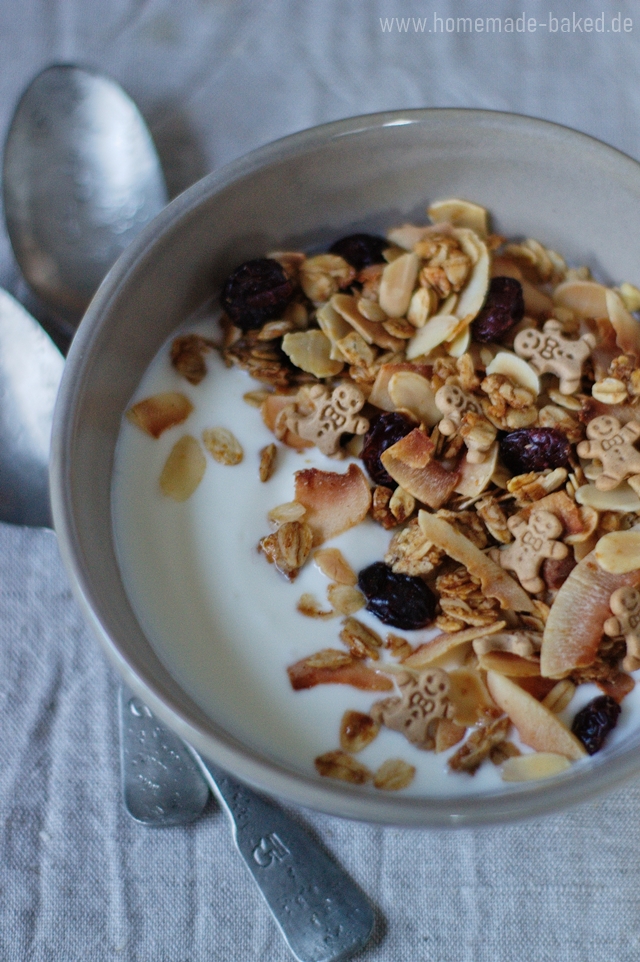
top-left (127, 196), bottom-right (640, 792)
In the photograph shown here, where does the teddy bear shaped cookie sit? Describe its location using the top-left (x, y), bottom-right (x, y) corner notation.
top-left (604, 586), bottom-right (640, 672)
top-left (498, 509), bottom-right (568, 594)
top-left (370, 667), bottom-right (453, 749)
top-left (513, 319), bottom-right (596, 394)
top-left (576, 415), bottom-right (640, 491)
top-left (277, 382), bottom-right (369, 457)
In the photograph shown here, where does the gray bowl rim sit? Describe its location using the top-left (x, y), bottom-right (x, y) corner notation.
top-left (50, 106), bottom-right (640, 827)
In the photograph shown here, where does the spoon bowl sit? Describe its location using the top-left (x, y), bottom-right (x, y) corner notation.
top-left (3, 64), bottom-right (167, 326)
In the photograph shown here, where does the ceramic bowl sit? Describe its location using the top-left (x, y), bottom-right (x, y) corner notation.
top-left (50, 108), bottom-right (640, 826)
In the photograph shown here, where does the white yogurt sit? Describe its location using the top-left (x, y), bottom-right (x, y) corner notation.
top-left (112, 316), bottom-right (640, 797)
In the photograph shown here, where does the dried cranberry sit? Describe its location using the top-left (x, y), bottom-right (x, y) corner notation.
top-left (358, 562), bottom-right (436, 630)
top-left (471, 276), bottom-right (525, 342)
top-left (329, 233), bottom-right (388, 271)
top-left (221, 258), bottom-right (295, 332)
top-left (500, 427), bottom-right (571, 475)
top-left (361, 412), bottom-right (415, 488)
top-left (571, 695), bottom-right (621, 755)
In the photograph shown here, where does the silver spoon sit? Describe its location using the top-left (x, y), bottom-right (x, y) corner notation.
top-left (1, 68), bottom-right (374, 961)
top-left (2, 63), bottom-right (207, 828)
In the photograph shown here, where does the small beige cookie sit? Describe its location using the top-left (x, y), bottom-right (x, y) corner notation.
top-left (498, 509), bottom-right (568, 594)
top-left (277, 382), bottom-right (369, 457)
top-left (370, 667), bottom-right (453, 748)
top-left (577, 415), bottom-right (640, 491)
top-left (513, 319), bottom-right (595, 394)
top-left (604, 585), bottom-right (640, 672)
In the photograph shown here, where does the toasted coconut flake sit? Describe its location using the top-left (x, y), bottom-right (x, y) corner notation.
top-left (294, 464), bottom-right (372, 546)
top-left (447, 668), bottom-right (493, 726)
top-left (373, 758), bottom-right (416, 791)
top-left (261, 393), bottom-right (313, 451)
top-left (340, 710), bottom-right (380, 753)
top-left (387, 371), bottom-right (440, 426)
top-left (378, 251), bottom-right (420, 317)
top-left (328, 583), bottom-right (365, 615)
top-left (418, 512), bottom-right (536, 612)
top-left (127, 392), bottom-right (193, 438)
top-left (595, 530), bottom-right (640, 573)
top-left (501, 752), bottom-right (571, 782)
top-left (541, 550), bottom-right (640, 678)
top-left (576, 482), bottom-right (640, 513)
top-left (315, 750), bottom-right (372, 784)
top-left (406, 314), bottom-right (461, 360)
top-left (486, 351), bottom-right (540, 395)
top-left (486, 671), bottom-right (586, 760)
top-left (606, 287), bottom-right (640, 357)
top-left (428, 198), bottom-right (489, 238)
top-left (281, 330), bottom-right (344, 378)
top-left (202, 427), bottom-right (243, 466)
top-left (403, 622), bottom-right (507, 669)
top-left (381, 431), bottom-right (460, 509)
top-left (313, 547), bottom-right (357, 585)
top-left (288, 651), bottom-right (393, 691)
top-left (553, 279), bottom-right (608, 318)
top-left (159, 435), bottom-right (206, 501)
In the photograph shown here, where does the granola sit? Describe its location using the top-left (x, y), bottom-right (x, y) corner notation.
top-left (126, 196), bottom-right (640, 793)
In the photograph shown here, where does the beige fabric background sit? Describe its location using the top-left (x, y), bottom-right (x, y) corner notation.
top-left (1, 2), bottom-right (639, 959)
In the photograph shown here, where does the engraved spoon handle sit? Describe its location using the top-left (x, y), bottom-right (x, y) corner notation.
top-left (191, 751), bottom-right (375, 962)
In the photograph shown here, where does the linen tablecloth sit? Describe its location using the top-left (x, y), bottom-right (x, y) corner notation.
top-left (1, 2), bottom-right (640, 959)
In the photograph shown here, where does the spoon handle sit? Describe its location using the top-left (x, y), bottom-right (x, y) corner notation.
top-left (192, 751), bottom-right (375, 962)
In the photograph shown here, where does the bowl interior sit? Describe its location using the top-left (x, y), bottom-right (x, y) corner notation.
top-left (51, 109), bottom-right (640, 826)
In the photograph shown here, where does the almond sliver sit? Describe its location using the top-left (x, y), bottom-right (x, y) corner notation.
top-left (159, 435), bottom-right (206, 501)
top-left (595, 530), bottom-right (640, 574)
top-left (428, 198), bottom-right (489, 238)
top-left (406, 314), bottom-right (460, 360)
top-left (501, 752), bottom-right (571, 782)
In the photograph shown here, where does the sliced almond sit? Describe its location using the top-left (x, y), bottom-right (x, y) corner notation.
top-left (373, 758), bottom-right (416, 791)
top-left (331, 293), bottom-right (404, 351)
top-left (606, 287), bottom-right (640, 356)
top-left (368, 361), bottom-right (430, 412)
top-left (541, 680), bottom-right (576, 714)
top-left (485, 351), bottom-right (540, 395)
top-left (486, 671), bottom-right (586, 760)
top-left (595, 530), bottom-right (640, 574)
top-left (327, 584), bottom-right (365, 615)
top-left (454, 442), bottom-right (499, 498)
top-left (378, 252), bottom-right (420, 317)
top-left (446, 326), bottom-right (471, 358)
top-left (316, 302), bottom-right (352, 360)
top-left (313, 547), bottom-right (357, 585)
top-left (540, 549), bottom-right (640, 678)
top-left (159, 435), bottom-right (206, 501)
top-left (575, 483), bottom-right (640, 513)
top-left (387, 371), bottom-right (440, 426)
top-left (553, 279), bottom-right (608, 318)
top-left (267, 500), bottom-right (306, 524)
top-left (294, 463), bottom-right (372, 546)
top-left (202, 427), bottom-right (243, 466)
top-left (618, 282), bottom-right (640, 312)
top-left (407, 286), bottom-right (438, 328)
top-left (428, 198), bottom-right (489, 238)
top-left (406, 314), bottom-right (460, 360)
top-left (435, 718), bottom-right (467, 753)
top-left (127, 392), bottom-right (193, 438)
top-left (357, 297), bottom-right (387, 322)
top-left (418, 511), bottom-right (535, 612)
top-left (452, 228), bottom-right (490, 321)
top-left (281, 330), bottom-right (344, 378)
top-left (387, 223), bottom-right (434, 251)
top-left (339, 710), bottom-right (380, 753)
top-left (299, 254), bottom-right (354, 303)
top-left (501, 752), bottom-right (571, 782)
top-left (478, 651), bottom-right (542, 677)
